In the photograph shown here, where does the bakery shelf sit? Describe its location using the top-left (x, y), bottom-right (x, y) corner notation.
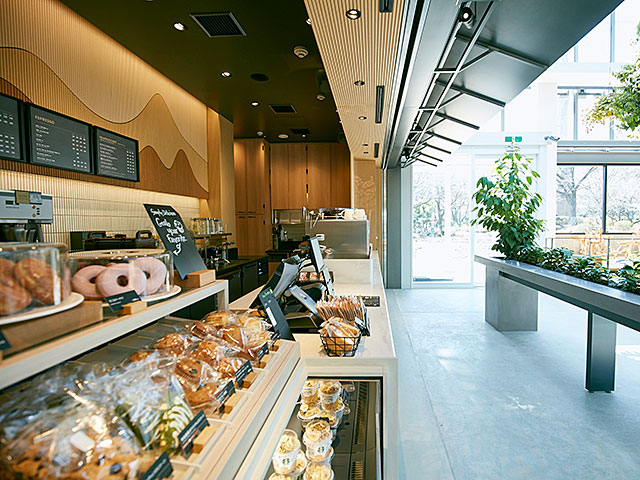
top-left (0, 280), bottom-right (229, 390)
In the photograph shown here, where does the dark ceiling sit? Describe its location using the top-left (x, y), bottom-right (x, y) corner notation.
top-left (59, 0), bottom-right (342, 143)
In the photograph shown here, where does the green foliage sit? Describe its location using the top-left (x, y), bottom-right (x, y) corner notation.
top-left (611, 261), bottom-right (640, 294)
top-left (472, 145), bottom-right (544, 259)
top-left (585, 25), bottom-right (640, 135)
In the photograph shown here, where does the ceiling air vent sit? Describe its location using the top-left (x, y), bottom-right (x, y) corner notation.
top-left (269, 104), bottom-right (297, 114)
top-left (290, 128), bottom-right (310, 135)
top-left (189, 12), bottom-right (246, 37)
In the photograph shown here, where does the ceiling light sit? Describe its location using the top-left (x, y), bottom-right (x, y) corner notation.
top-left (362, 143), bottom-right (369, 147)
top-left (346, 9), bottom-right (361, 20)
top-left (293, 45), bottom-right (309, 59)
top-left (278, 133), bottom-right (289, 139)
top-left (251, 101), bottom-right (259, 107)
top-left (306, 18), bottom-right (312, 25)
top-left (221, 71), bottom-right (232, 77)
top-left (364, 151), bottom-right (369, 154)
top-left (302, 134), bottom-right (307, 138)
top-left (257, 131), bottom-right (264, 136)
top-left (173, 22), bottom-right (187, 31)
top-left (358, 115), bottom-right (367, 120)
top-left (316, 93), bottom-right (326, 101)
top-left (354, 80), bottom-right (365, 86)
top-left (458, 6), bottom-right (475, 29)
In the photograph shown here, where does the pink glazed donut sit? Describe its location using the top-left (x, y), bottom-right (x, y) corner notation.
top-left (131, 257), bottom-right (168, 296)
top-left (71, 264), bottom-right (107, 300)
top-left (95, 263), bottom-right (147, 297)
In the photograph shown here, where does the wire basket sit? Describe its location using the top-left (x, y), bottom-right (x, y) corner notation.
top-left (319, 332), bottom-right (362, 357)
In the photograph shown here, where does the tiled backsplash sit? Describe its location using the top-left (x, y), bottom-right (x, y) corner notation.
top-left (0, 171), bottom-right (200, 247)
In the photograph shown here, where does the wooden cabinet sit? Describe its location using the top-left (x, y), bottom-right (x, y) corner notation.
top-left (307, 143), bottom-right (332, 209)
top-left (269, 142), bottom-right (350, 210)
top-left (234, 142), bottom-right (247, 213)
top-left (236, 214), bottom-right (270, 256)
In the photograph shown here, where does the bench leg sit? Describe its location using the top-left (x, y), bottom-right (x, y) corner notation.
top-left (586, 312), bottom-right (617, 392)
top-left (485, 267), bottom-right (538, 331)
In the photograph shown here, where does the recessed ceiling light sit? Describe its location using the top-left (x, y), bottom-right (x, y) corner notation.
top-left (364, 151), bottom-right (369, 154)
top-left (358, 115), bottom-right (367, 120)
top-left (221, 71), bottom-right (231, 77)
top-left (362, 143), bottom-right (369, 147)
top-left (251, 101), bottom-right (259, 107)
top-left (173, 22), bottom-right (187, 31)
top-left (316, 93), bottom-right (326, 101)
top-left (306, 18), bottom-right (312, 25)
top-left (278, 133), bottom-right (289, 139)
top-left (354, 80), bottom-right (365, 86)
top-left (257, 131), bottom-right (264, 136)
top-left (302, 134), bottom-right (307, 138)
top-left (346, 9), bottom-right (361, 20)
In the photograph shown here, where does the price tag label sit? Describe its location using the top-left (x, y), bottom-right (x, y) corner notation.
top-left (0, 331), bottom-right (11, 351)
top-left (234, 360), bottom-right (253, 388)
top-left (216, 380), bottom-right (236, 413)
top-left (178, 410), bottom-right (209, 458)
top-left (104, 290), bottom-right (141, 313)
top-left (140, 452), bottom-right (173, 480)
top-left (256, 342), bottom-right (269, 363)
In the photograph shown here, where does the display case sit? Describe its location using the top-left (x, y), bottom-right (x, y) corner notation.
top-left (69, 248), bottom-right (175, 301)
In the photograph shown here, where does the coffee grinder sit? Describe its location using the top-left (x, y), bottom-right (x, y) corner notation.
top-left (0, 189), bottom-right (53, 242)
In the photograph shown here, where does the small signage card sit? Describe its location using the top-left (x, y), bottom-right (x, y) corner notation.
top-left (235, 360), bottom-right (253, 388)
top-left (361, 295), bottom-right (380, 307)
top-left (178, 410), bottom-right (209, 458)
top-left (144, 204), bottom-right (206, 279)
top-left (258, 288), bottom-right (294, 340)
top-left (216, 380), bottom-right (236, 413)
top-left (104, 290), bottom-right (141, 313)
top-left (140, 452), bottom-right (173, 480)
top-left (256, 342), bottom-right (270, 363)
top-left (0, 331), bottom-right (11, 350)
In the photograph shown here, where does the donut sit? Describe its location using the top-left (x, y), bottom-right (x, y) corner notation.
top-left (13, 257), bottom-right (61, 305)
top-left (0, 258), bottom-right (32, 315)
top-left (95, 263), bottom-right (146, 297)
top-left (130, 257), bottom-right (167, 295)
top-left (71, 265), bottom-right (107, 300)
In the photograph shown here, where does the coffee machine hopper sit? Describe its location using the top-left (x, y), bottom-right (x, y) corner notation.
top-left (0, 189), bottom-right (53, 242)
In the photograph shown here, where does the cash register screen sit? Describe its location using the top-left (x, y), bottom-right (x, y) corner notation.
top-left (309, 236), bottom-right (325, 272)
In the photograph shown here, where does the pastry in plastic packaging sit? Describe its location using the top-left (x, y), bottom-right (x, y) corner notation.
top-left (203, 311), bottom-right (235, 328)
top-left (154, 333), bottom-right (188, 355)
top-left (184, 382), bottom-right (225, 414)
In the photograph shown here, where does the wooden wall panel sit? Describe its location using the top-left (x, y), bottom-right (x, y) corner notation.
top-left (270, 144), bottom-right (289, 209)
top-left (307, 143), bottom-right (332, 209)
top-left (354, 158), bottom-right (381, 251)
top-left (330, 143), bottom-right (351, 208)
top-left (288, 143), bottom-right (308, 208)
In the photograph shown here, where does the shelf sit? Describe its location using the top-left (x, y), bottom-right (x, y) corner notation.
top-left (0, 280), bottom-right (229, 390)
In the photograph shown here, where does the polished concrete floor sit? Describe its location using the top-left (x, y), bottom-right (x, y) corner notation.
top-left (386, 288), bottom-right (640, 480)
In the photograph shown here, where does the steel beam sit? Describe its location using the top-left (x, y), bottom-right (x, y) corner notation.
top-left (435, 80), bottom-right (506, 108)
top-left (434, 112), bottom-right (480, 130)
top-left (457, 34), bottom-right (548, 69)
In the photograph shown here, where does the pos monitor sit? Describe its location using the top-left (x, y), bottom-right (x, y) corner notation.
top-left (308, 236), bottom-right (334, 296)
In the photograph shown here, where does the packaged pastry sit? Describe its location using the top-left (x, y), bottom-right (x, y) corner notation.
top-left (69, 249), bottom-right (173, 300)
top-left (184, 381), bottom-right (227, 414)
top-left (304, 462), bottom-right (334, 480)
top-left (0, 242), bottom-right (69, 317)
top-left (272, 429), bottom-right (300, 474)
top-left (318, 381), bottom-right (342, 405)
top-left (203, 311), bottom-right (235, 328)
top-left (155, 333), bottom-right (189, 356)
top-left (315, 295), bottom-right (365, 324)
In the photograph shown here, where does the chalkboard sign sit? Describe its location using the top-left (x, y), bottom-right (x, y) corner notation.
top-left (144, 204), bottom-right (206, 279)
top-left (27, 105), bottom-right (92, 173)
top-left (94, 127), bottom-right (139, 181)
top-left (0, 93), bottom-right (24, 163)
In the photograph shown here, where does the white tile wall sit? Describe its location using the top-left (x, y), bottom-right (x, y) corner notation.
top-left (0, 171), bottom-right (200, 247)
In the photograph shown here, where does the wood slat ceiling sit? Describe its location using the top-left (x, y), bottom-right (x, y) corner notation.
top-left (304, 0), bottom-right (405, 166)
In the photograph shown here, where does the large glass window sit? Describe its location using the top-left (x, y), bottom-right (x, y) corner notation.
top-left (577, 17), bottom-right (612, 62)
top-left (614, 0), bottom-right (640, 63)
top-left (556, 166), bottom-right (604, 233)
top-left (556, 88), bottom-right (614, 140)
top-left (605, 166), bottom-right (640, 233)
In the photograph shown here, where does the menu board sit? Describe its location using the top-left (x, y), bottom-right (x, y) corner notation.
top-left (94, 127), bottom-right (139, 181)
top-left (0, 94), bottom-right (24, 162)
top-left (27, 105), bottom-right (91, 173)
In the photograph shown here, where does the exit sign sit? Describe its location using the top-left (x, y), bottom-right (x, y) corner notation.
top-left (505, 136), bottom-right (522, 143)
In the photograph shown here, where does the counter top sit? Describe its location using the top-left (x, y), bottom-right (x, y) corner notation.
top-left (215, 255), bottom-right (267, 275)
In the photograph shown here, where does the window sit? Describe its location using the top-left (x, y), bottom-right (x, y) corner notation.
top-left (614, 0), bottom-right (640, 63)
top-left (556, 87), bottom-right (614, 140)
top-left (556, 166), bottom-right (603, 233)
top-left (556, 164), bottom-right (640, 234)
top-left (577, 17), bottom-right (612, 62)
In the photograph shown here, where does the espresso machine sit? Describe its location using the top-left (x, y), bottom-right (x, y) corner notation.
top-left (0, 189), bottom-right (53, 242)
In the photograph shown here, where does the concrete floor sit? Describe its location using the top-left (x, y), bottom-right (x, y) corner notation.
top-left (386, 288), bottom-right (640, 480)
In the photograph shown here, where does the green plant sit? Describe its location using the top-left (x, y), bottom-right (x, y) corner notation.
top-left (611, 261), bottom-right (640, 294)
top-left (472, 145), bottom-right (544, 259)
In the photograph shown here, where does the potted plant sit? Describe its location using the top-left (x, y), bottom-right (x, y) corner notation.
top-left (472, 144), bottom-right (544, 259)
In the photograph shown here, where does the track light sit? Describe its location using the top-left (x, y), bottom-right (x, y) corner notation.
top-left (458, 6), bottom-right (475, 29)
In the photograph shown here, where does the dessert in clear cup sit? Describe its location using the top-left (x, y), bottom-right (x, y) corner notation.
top-left (318, 380), bottom-right (342, 405)
top-left (303, 420), bottom-right (332, 462)
top-left (302, 379), bottom-right (319, 396)
top-left (297, 403), bottom-right (322, 428)
top-left (293, 449), bottom-right (308, 477)
top-left (321, 397), bottom-right (345, 426)
top-left (306, 446), bottom-right (334, 467)
top-left (269, 474), bottom-right (295, 480)
top-left (304, 462), bottom-right (334, 480)
top-left (272, 429), bottom-right (300, 474)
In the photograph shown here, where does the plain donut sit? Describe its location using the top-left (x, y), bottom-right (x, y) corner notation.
top-left (130, 257), bottom-right (167, 295)
top-left (71, 264), bottom-right (106, 300)
top-left (96, 263), bottom-right (146, 297)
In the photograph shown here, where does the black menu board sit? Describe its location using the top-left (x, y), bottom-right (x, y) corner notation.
top-left (144, 204), bottom-right (207, 279)
top-left (0, 94), bottom-right (24, 162)
top-left (27, 105), bottom-right (91, 173)
top-left (94, 127), bottom-right (139, 181)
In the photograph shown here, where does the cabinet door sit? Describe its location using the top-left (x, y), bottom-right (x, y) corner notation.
top-left (246, 141), bottom-right (266, 214)
top-left (246, 214), bottom-right (266, 256)
top-left (235, 215), bottom-right (248, 255)
top-left (288, 143), bottom-right (308, 209)
top-left (307, 143), bottom-right (332, 209)
top-left (270, 144), bottom-right (289, 209)
top-left (330, 143), bottom-right (351, 207)
top-left (234, 142), bottom-right (247, 213)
